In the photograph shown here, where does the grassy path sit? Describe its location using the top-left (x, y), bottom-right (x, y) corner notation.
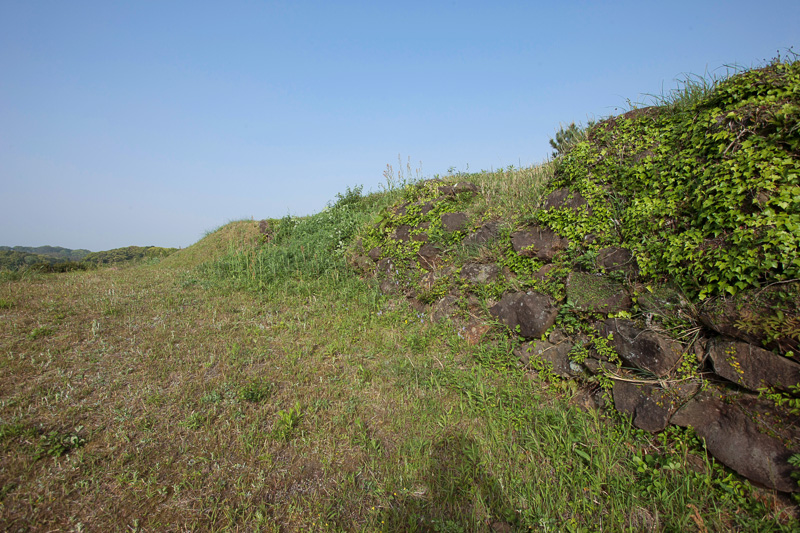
top-left (0, 259), bottom-right (795, 531)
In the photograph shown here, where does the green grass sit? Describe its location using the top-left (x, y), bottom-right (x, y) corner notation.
top-left (0, 170), bottom-right (796, 531)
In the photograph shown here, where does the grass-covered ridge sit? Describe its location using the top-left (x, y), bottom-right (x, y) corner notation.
top-left (542, 60), bottom-right (800, 299)
top-left (1, 59), bottom-right (799, 531)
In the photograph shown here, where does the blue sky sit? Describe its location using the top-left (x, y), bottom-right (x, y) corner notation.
top-left (1, 1), bottom-right (798, 251)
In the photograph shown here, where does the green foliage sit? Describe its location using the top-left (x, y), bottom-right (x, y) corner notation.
top-left (203, 186), bottom-right (384, 291)
top-left (34, 427), bottom-right (85, 459)
top-left (549, 121), bottom-right (595, 157)
top-left (82, 246), bottom-right (177, 265)
top-left (28, 326), bottom-right (54, 340)
top-left (0, 298), bottom-right (13, 309)
top-left (272, 402), bottom-right (303, 441)
top-left (238, 379), bottom-right (274, 403)
top-left (547, 59), bottom-right (800, 299)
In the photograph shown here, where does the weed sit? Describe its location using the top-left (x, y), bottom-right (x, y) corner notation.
top-left (238, 379), bottom-right (274, 403)
top-left (28, 325), bottom-right (54, 340)
top-left (272, 402), bottom-right (302, 441)
top-left (34, 427), bottom-right (85, 459)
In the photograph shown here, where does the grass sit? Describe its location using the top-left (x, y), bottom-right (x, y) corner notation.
top-left (0, 170), bottom-right (797, 531)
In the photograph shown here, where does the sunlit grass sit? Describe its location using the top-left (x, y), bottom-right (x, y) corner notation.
top-left (0, 167), bottom-right (796, 531)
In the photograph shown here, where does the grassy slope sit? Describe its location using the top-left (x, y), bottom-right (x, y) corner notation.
top-left (2, 63), bottom-right (799, 531)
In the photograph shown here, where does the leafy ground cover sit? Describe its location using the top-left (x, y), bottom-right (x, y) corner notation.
top-left (1, 181), bottom-right (797, 531)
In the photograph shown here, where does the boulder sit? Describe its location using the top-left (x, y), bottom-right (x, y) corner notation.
top-left (597, 246), bottom-right (639, 276)
top-left (438, 182), bottom-right (479, 196)
top-left (566, 272), bottom-right (632, 313)
top-left (489, 291), bottom-right (559, 339)
top-left (376, 257), bottom-right (397, 275)
top-left (534, 264), bottom-right (557, 282)
top-left (461, 263), bottom-right (500, 284)
top-left (515, 338), bottom-right (574, 377)
top-left (670, 390), bottom-right (800, 492)
top-left (379, 279), bottom-right (401, 295)
top-left (510, 225), bottom-right (569, 261)
top-left (463, 222), bottom-right (501, 246)
top-left (707, 339), bottom-right (800, 393)
top-left (411, 222), bottom-right (430, 242)
top-left (417, 244), bottom-right (441, 270)
top-left (613, 380), bottom-right (699, 433)
top-left (699, 283), bottom-right (800, 353)
top-left (543, 188), bottom-right (590, 213)
top-left (441, 212), bottom-right (470, 233)
top-left (391, 225), bottom-right (412, 242)
top-left (599, 319), bottom-right (684, 377)
top-left (432, 295), bottom-right (460, 322)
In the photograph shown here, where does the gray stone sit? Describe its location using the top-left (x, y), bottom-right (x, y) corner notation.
top-left (489, 291), bottom-right (559, 339)
top-left (707, 339), bottom-right (800, 393)
top-left (432, 295), bottom-right (460, 322)
top-left (599, 319), bottom-right (684, 377)
top-left (463, 222), bottom-right (501, 246)
top-left (613, 380), bottom-right (699, 433)
top-left (461, 263), bottom-right (500, 284)
top-left (534, 264), bottom-right (557, 282)
top-left (543, 188), bottom-right (590, 213)
top-left (514, 338), bottom-right (575, 377)
top-left (566, 272), bottom-right (632, 313)
top-left (391, 225), bottom-right (412, 242)
top-left (439, 182), bottom-right (479, 196)
top-left (441, 212), bottom-right (470, 233)
top-left (417, 244), bottom-right (441, 271)
top-left (510, 225), bottom-right (569, 262)
top-left (699, 283), bottom-right (800, 353)
top-left (379, 279), bottom-right (400, 295)
top-left (376, 257), bottom-right (396, 275)
top-left (367, 247), bottom-right (382, 262)
top-left (598, 246), bottom-right (639, 276)
top-left (670, 391), bottom-right (800, 492)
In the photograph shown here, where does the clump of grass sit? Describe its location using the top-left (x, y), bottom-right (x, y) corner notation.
top-left (0, 298), bottom-right (13, 309)
top-left (28, 325), bottom-right (54, 340)
top-left (238, 379), bottom-right (274, 403)
top-left (34, 427), bottom-right (85, 459)
top-left (271, 402), bottom-right (302, 441)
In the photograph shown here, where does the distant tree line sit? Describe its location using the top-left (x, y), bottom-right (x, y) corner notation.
top-left (0, 245), bottom-right (178, 273)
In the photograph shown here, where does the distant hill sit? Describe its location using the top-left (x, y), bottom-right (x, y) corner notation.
top-left (81, 246), bottom-right (178, 265)
top-left (0, 245), bottom-right (177, 272)
top-left (0, 245), bottom-right (91, 261)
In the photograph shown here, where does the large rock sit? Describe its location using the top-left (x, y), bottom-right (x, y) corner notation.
top-left (670, 391), bottom-right (800, 492)
top-left (613, 380), bottom-right (699, 432)
top-left (441, 212), bottom-right (470, 233)
top-left (510, 225), bottom-right (569, 262)
top-left (514, 337), bottom-right (575, 377)
top-left (391, 225), bottom-right (412, 242)
top-left (431, 295), bottom-right (460, 322)
top-left (463, 222), bottom-right (501, 246)
top-left (699, 283), bottom-right (800, 353)
top-left (599, 319), bottom-right (684, 377)
top-left (489, 291), bottom-right (559, 339)
top-left (438, 182), bottom-right (479, 196)
top-left (417, 244), bottom-right (441, 270)
top-left (543, 188), bottom-right (590, 212)
top-left (707, 339), bottom-right (800, 393)
top-left (566, 272), bottom-right (632, 313)
top-left (597, 246), bottom-right (639, 276)
top-left (461, 263), bottom-right (500, 284)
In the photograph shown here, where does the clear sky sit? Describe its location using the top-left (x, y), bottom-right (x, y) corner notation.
top-left (1, 1), bottom-right (798, 251)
